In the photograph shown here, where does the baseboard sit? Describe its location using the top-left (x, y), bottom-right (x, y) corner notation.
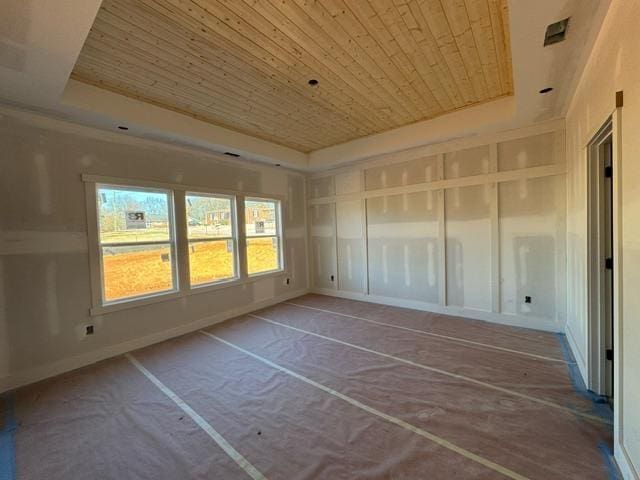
top-left (0, 288), bottom-right (309, 394)
top-left (615, 441), bottom-right (640, 480)
top-left (564, 323), bottom-right (588, 385)
top-left (311, 288), bottom-right (562, 333)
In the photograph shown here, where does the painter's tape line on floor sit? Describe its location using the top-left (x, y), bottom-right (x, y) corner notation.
top-left (200, 331), bottom-right (528, 480)
top-left (250, 314), bottom-right (611, 426)
top-left (284, 302), bottom-right (571, 364)
top-left (125, 354), bottom-right (267, 480)
top-left (555, 333), bottom-right (614, 423)
top-left (0, 394), bottom-right (17, 480)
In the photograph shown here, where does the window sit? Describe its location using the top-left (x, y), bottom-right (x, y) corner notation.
top-left (244, 198), bottom-right (282, 275)
top-left (87, 175), bottom-right (287, 312)
top-left (96, 185), bottom-right (177, 303)
top-left (186, 193), bottom-right (238, 286)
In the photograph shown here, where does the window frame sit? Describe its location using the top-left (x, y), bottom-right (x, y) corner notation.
top-left (83, 175), bottom-right (287, 316)
top-left (244, 196), bottom-right (284, 277)
top-left (185, 191), bottom-right (240, 289)
top-left (95, 183), bottom-right (179, 307)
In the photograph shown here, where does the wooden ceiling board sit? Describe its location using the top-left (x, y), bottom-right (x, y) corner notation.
top-left (73, 0), bottom-right (514, 152)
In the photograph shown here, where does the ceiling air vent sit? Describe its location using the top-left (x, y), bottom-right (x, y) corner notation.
top-left (544, 18), bottom-right (570, 46)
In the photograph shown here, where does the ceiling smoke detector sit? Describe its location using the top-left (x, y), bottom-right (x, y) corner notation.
top-left (544, 18), bottom-right (570, 46)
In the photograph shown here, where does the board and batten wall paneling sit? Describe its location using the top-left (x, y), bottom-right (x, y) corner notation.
top-left (307, 127), bottom-right (566, 332)
top-left (309, 203), bottom-right (337, 290)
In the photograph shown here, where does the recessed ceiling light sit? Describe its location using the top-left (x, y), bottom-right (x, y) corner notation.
top-left (539, 87), bottom-right (554, 94)
top-left (308, 79), bottom-right (319, 86)
top-left (117, 125), bottom-right (129, 130)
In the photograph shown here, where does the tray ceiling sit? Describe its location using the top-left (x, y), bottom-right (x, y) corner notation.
top-left (72, 0), bottom-right (513, 152)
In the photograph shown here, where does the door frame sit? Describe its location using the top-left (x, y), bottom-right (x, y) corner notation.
top-left (586, 108), bottom-right (623, 420)
top-left (586, 117), bottom-right (613, 396)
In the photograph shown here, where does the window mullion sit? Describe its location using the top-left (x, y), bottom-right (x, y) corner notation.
top-left (173, 189), bottom-right (190, 293)
top-left (237, 194), bottom-right (248, 280)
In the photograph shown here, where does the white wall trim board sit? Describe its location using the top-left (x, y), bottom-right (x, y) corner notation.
top-left (565, 322), bottom-right (588, 383)
top-left (0, 288), bottom-right (308, 394)
top-left (311, 288), bottom-right (561, 333)
top-left (308, 164), bottom-right (566, 205)
top-left (615, 443), bottom-right (640, 480)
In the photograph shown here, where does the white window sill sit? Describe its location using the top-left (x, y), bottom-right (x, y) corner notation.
top-left (90, 270), bottom-right (287, 316)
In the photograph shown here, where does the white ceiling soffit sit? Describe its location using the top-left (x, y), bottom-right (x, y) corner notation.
top-left (59, 80), bottom-right (308, 169)
top-left (0, 0), bottom-right (610, 172)
top-left (0, 0), bottom-right (102, 107)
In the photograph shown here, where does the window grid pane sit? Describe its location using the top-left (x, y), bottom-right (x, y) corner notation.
top-left (247, 236), bottom-right (280, 275)
top-left (97, 185), bottom-right (177, 303)
top-left (186, 193), bottom-right (238, 287)
top-left (189, 239), bottom-right (236, 286)
top-left (186, 194), bottom-right (234, 240)
top-left (245, 197), bottom-right (282, 276)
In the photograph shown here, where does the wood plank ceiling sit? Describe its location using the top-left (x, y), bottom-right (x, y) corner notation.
top-left (72, 0), bottom-right (513, 152)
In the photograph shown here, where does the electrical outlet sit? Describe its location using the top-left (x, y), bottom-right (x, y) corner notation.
top-left (86, 325), bottom-right (95, 335)
top-left (524, 296), bottom-right (532, 304)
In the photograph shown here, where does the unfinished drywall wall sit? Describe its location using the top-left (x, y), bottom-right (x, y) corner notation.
top-left (499, 176), bottom-right (566, 320)
top-left (309, 203), bottom-right (336, 290)
top-left (307, 125), bottom-right (566, 332)
top-left (445, 184), bottom-right (492, 311)
top-left (565, 0), bottom-right (640, 476)
top-left (0, 108), bottom-right (308, 391)
top-left (367, 191), bottom-right (440, 303)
